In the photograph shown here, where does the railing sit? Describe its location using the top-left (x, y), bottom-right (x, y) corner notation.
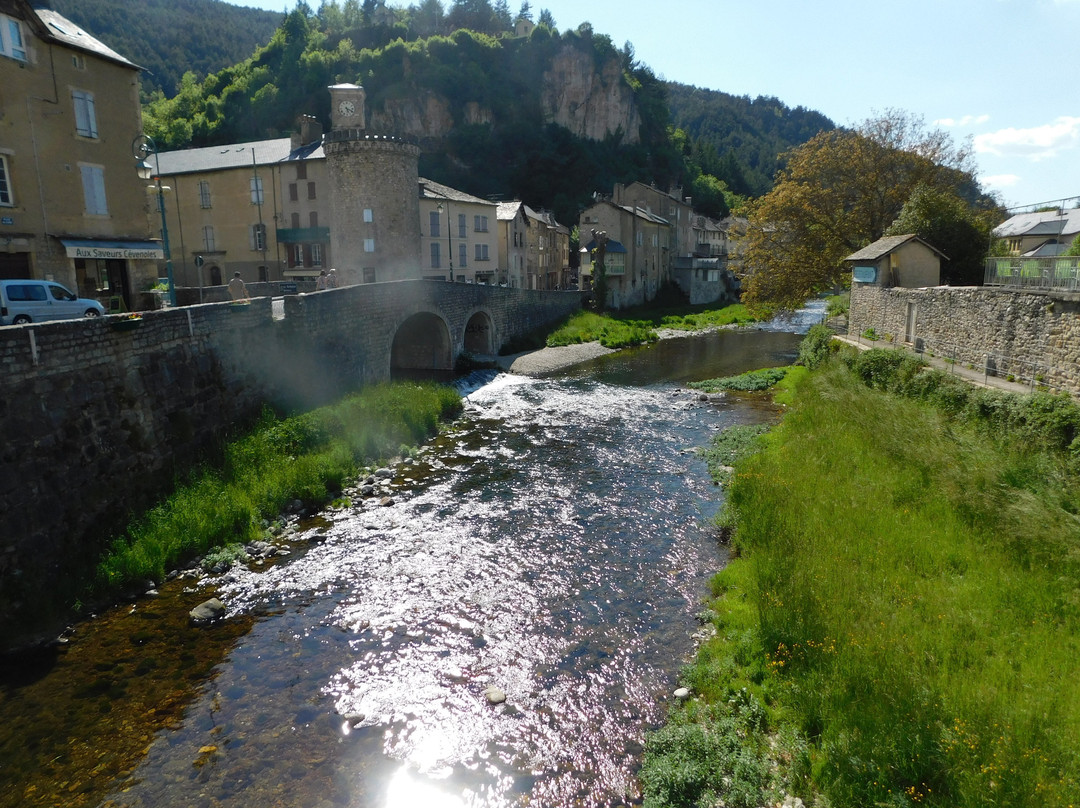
top-left (984, 256), bottom-right (1080, 292)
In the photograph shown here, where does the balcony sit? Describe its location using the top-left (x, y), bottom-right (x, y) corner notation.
top-left (984, 256), bottom-right (1080, 292)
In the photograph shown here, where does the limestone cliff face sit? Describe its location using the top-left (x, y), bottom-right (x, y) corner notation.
top-left (540, 47), bottom-right (641, 144)
top-left (367, 45), bottom-right (639, 145)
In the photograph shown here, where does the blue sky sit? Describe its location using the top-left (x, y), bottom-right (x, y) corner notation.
top-left (242, 0), bottom-right (1080, 210)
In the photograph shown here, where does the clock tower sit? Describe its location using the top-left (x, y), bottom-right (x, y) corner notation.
top-left (329, 83), bottom-right (366, 131)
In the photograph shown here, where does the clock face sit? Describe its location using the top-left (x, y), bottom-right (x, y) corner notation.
top-left (338, 100), bottom-right (356, 117)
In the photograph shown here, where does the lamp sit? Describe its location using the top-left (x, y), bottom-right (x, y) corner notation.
top-left (132, 134), bottom-right (176, 307)
top-left (437, 200), bottom-right (453, 282)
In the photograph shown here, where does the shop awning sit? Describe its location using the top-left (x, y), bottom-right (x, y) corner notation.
top-left (60, 239), bottom-right (164, 260)
top-left (282, 269), bottom-right (323, 278)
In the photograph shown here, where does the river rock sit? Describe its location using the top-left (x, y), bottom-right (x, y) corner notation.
top-left (189, 598), bottom-right (226, 626)
top-left (674, 687), bottom-right (691, 701)
top-left (374, 467), bottom-right (393, 479)
top-left (342, 712), bottom-right (365, 728)
top-left (361, 485), bottom-right (375, 496)
top-left (698, 393), bottom-right (709, 401)
top-left (379, 496), bottom-right (395, 507)
top-left (484, 686), bottom-right (507, 705)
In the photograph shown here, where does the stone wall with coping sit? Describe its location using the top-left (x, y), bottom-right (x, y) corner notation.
top-left (0, 281), bottom-right (580, 618)
top-left (849, 284), bottom-right (1080, 392)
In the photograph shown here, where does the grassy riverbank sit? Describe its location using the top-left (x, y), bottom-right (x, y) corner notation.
top-left (545, 300), bottom-right (757, 349)
top-left (92, 382), bottom-right (462, 604)
top-left (643, 339), bottom-right (1080, 807)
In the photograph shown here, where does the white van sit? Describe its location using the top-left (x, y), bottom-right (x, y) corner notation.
top-left (0, 279), bottom-right (106, 326)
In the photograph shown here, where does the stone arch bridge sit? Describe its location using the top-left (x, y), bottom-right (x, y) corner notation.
top-left (278, 280), bottom-right (581, 387)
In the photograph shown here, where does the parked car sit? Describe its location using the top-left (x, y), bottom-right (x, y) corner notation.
top-left (0, 279), bottom-right (106, 325)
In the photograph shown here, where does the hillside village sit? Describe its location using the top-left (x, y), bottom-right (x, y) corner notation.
top-left (0, 0), bottom-right (748, 317)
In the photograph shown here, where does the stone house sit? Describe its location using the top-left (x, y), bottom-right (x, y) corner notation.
top-left (0, 0), bottom-right (160, 310)
top-left (993, 208), bottom-right (1080, 257)
top-left (612, 181), bottom-right (692, 268)
top-left (419, 178), bottom-right (500, 284)
top-left (578, 199), bottom-right (670, 308)
top-left (155, 120), bottom-right (328, 290)
top-left (497, 201), bottom-right (530, 289)
top-left (524, 206), bottom-right (571, 290)
top-left (846, 234), bottom-right (944, 290)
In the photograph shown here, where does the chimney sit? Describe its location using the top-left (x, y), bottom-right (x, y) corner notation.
top-left (291, 115), bottom-right (323, 150)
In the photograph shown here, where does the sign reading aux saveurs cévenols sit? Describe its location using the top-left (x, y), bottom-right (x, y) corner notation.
top-left (63, 243), bottom-right (164, 261)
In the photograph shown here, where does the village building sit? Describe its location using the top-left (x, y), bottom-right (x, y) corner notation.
top-left (993, 208), bottom-right (1080, 257)
top-left (496, 201), bottom-right (530, 289)
top-left (579, 198), bottom-right (671, 308)
top-left (0, 0), bottom-right (160, 310)
top-left (419, 178), bottom-right (500, 284)
top-left (845, 234), bottom-right (944, 289)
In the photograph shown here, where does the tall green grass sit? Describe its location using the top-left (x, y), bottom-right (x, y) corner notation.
top-left (93, 382), bottom-right (461, 597)
top-left (545, 302), bottom-right (757, 349)
top-left (646, 352), bottom-right (1080, 808)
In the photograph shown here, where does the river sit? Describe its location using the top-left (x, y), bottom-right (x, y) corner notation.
top-left (0, 307), bottom-right (821, 808)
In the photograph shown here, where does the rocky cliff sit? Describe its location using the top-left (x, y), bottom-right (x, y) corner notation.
top-left (367, 44), bottom-right (640, 145)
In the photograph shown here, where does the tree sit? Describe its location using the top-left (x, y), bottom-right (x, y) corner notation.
top-left (741, 110), bottom-right (979, 312)
top-left (537, 8), bottom-right (555, 28)
top-left (517, 1), bottom-right (532, 22)
top-left (885, 185), bottom-right (1000, 286)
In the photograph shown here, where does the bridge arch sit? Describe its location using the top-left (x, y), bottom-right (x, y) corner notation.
top-left (463, 308), bottom-right (496, 355)
top-left (389, 310), bottom-right (453, 376)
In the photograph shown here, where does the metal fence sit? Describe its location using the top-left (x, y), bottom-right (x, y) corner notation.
top-left (984, 256), bottom-right (1080, 292)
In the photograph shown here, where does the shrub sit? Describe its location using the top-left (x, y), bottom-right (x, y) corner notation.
top-left (797, 323), bottom-right (835, 370)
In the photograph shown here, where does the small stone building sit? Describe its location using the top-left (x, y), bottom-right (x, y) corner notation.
top-left (846, 234), bottom-right (945, 289)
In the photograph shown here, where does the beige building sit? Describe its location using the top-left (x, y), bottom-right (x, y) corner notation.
top-left (497, 201), bottom-right (530, 289)
top-left (579, 199), bottom-right (670, 308)
top-left (522, 205), bottom-right (571, 290)
top-left (846, 234), bottom-right (944, 289)
top-left (612, 181), bottom-right (692, 270)
top-left (0, 0), bottom-right (160, 310)
top-left (155, 119), bottom-right (328, 290)
top-left (420, 178), bottom-right (501, 284)
top-left (993, 208), bottom-right (1080, 257)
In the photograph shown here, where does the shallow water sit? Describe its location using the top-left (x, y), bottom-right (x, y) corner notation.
top-left (0, 306), bottom-right (820, 808)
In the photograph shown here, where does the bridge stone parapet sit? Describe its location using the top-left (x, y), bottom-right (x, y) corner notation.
top-left (0, 281), bottom-right (580, 632)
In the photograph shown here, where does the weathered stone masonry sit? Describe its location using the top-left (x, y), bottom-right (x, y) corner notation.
top-left (849, 285), bottom-right (1080, 393)
top-left (0, 282), bottom-right (580, 608)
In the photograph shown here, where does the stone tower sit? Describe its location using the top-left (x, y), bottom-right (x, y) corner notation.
top-left (324, 83), bottom-right (421, 285)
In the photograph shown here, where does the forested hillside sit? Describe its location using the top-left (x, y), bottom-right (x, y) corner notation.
top-left (43, 0), bottom-right (283, 97)
top-left (54, 0), bottom-right (836, 223)
top-left (665, 83), bottom-right (835, 198)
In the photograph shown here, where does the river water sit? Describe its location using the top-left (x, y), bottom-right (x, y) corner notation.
top-left (0, 309), bottom-right (820, 808)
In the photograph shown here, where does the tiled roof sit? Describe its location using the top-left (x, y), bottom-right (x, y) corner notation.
top-left (994, 209), bottom-right (1080, 238)
top-left (34, 9), bottom-right (140, 69)
top-left (418, 178), bottom-right (496, 206)
top-left (496, 201), bottom-right (525, 221)
top-left (155, 138), bottom-right (324, 175)
top-left (845, 234), bottom-right (945, 261)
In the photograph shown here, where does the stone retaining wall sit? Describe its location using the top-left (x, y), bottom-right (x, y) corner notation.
top-left (0, 281), bottom-right (580, 623)
top-left (849, 284), bottom-right (1080, 393)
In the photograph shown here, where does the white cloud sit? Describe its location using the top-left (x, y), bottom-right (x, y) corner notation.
top-left (981, 174), bottom-right (1021, 189)
top-left (934, 114), bottom-right (990, 128)
top-left (974, 116), bottom-right (1080, 160)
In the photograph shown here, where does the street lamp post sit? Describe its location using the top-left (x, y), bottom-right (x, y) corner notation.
top-left (437, 201), bottom-right (454, 282)
top-left (133, 134), bottom-right (176, 307)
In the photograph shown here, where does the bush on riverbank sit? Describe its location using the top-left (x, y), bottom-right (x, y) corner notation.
top-left (93, 382), bottom-right (462, 600)
top-left (647, 346), bottom-right (1080, 807)
top-left (545, 302), bottom-right (756, 350)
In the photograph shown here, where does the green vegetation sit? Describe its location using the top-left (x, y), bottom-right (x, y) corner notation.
top-left (93, 382), bottom-right (461, 598)
top-left (546, 311), bottom-right (658, 348)
top-left (645, 344), bottom-right (1080, 807)
top-left (689, 368), bottom-right (787, 393)
top-left (546, 301), bottom-right (756, 349)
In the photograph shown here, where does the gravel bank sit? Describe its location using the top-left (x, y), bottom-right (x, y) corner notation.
top-left (494, 341), bottom-right (617, 375)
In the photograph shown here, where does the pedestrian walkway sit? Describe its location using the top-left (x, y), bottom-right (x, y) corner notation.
top-left (833, 334), bottom-right (1037, 396)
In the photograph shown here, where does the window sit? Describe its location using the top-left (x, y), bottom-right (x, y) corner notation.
top-left (288, 183), bottom-right (298, 202)
top-left (250, 177), bottom-right (264, 205)
top-left (652, 234), bottom-right (658, 247)
top-left (458, 213), bottom-right (466, 238)
top-left (1, 15), bottom-right (27, 61)
top-left (72, 91), bottom-right (98, 138)
top-left (363, 268), bottom-right (376, 284)
top-left (198, 180), bottom-right (211, 209)
top-left (473, 215), bottom-right (489, 233)
top-left (307, 182), bottom-right (316, 200)
top-left (291, 244), bottom-right (304, 267)
top-left (475, 244), bottom-right (489, 261)
top-left (459, 244), bottom-right (467, 268)
top-left (430, 242), bottom-right (441, 268)
top-left (636, 231), bottom-right (643, 247)
top-left (202, 225), bottom-right (216, 252)
top-left (311, 243), bottom-right (323, 266)
top-left (364, 238), bottom-right (375, 253)
top-left (429, 211), bottom-right (441, 237)
top-left (363, 208), bottom-right (373, 223)
top-left (251, 223), bottom-right (266, 251)
top-left (290, 212), bottom-right (300, 228)
top-left (296, 162), bottom-right (307, 181)
top-left (80, 165), bottom-right (107, 215)
top-left (309, 211), bottom-right (318, 228)
top-left (0, 155), bottom-right (12, 206)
